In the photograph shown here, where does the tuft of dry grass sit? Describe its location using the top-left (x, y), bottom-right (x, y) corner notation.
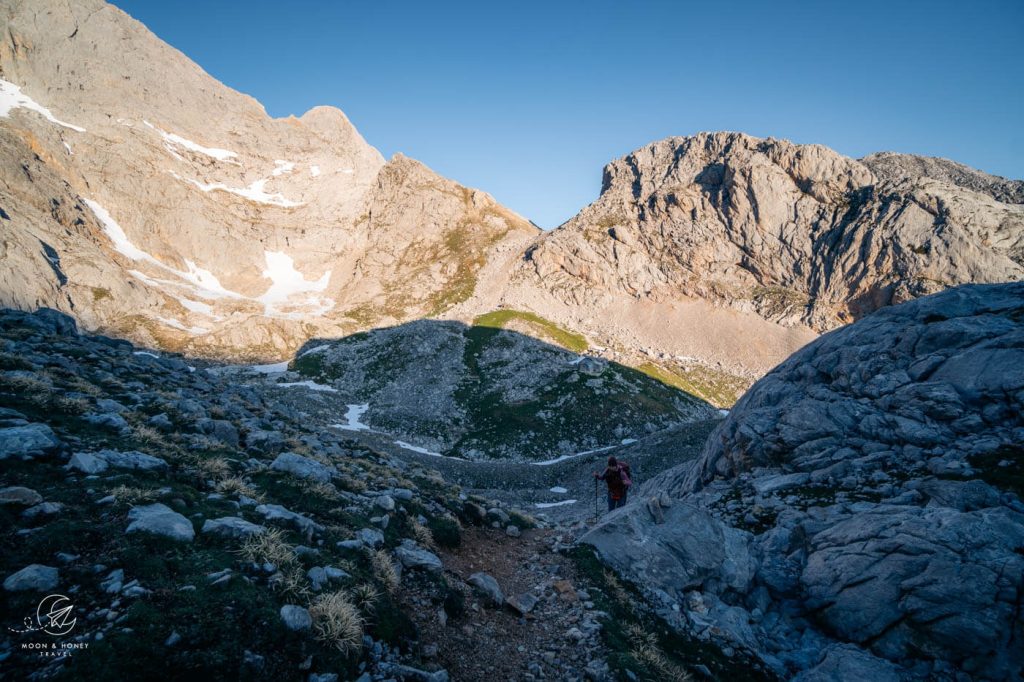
top-left (309, 590), bottom-right (364, 653)
top-left (109, 485), bottom-right (159, 505)
top-left (133, 425), bottom-right (169, 447)
top-left (195, 457), bottom-right (232, 481)
top-left (627, 623), bottom-right (692, 682)
top-left (216, 476), bottom-right (262, 501)
top-left (410, 520), bottom-right (436, 550)
top-left (349, 583), bottom-right (381, 614)
top-left (302, 480), bottom-right (340, 500)
top-left (239, 528), bottom-right (296, 569)
top-left (370, 549), bottom-right (399, 595)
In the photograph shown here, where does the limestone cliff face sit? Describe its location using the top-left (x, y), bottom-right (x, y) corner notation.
top-left (0, 0), bottom-right (536, 359)
top-left (519, 133), bottom-right (1024, 331)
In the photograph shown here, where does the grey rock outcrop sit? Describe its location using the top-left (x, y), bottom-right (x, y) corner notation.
top-left (125, 503), bottom-right (195, 542)
top-left (606, 284), bottom-right (1024, 680)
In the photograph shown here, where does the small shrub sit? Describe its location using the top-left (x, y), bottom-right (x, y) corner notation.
top-left (428, 517), bottom-right (461, 549)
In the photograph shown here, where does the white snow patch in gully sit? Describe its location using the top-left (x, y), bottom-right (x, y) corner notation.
top-left (549, 486), bottom-right (569, 494)
top-left (63, 141), bottom-right (73, 155)
top-left (87, 197), bottom-right (245, 301)
top-left (298, 344), bottom-right (330, 358)
top-left (0, 78), bottom-right (86, 132)
top-left (718, 409), bottom-right (730, 417)
top-left (272, 160), bottom-right (295, 176)
top-left (393, 441), bottom-right (459, 459)
top-left (334, 404), bottom-right (371, 432)
top-left (143, 120), bottom-right (237, 161)
top-left (174, 296), bottom-right (215, 317)
top-left (250, 361), bottom-right (290, 374)
top-left (274, 380), bottom-right (338, 393)
top-left (621, 438), bottom-right (637, 445)
top-left (258, 251), bottom-right (331, 314)
top-left (182, 176), bottom-right (303, 208)
top-left (132, 351), bottom-right (160, 359)
top-left (532, 444), bottom-right (618, 467)
top-left (536, 500), bottom-right (577, 509)
top-left (309, 165), bottom-right (321, 178)
top-left (340, 169), bottom-right (354, 174)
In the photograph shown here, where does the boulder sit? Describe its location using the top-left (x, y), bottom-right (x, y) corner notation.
top-left (394, 540), bottom-right (443, 572)
top-left (0, 486), bottom-right (43, 506)
top-left (280, 604), bottom-right (312, 632)
top-left (0, 423), bottom-right (60, 460)
top-left (467, 572), bottom-right (504, 606)
top-left (255, 503), bottom-right (322, 534)
top-left (126, 503), bottom-right (195, 542)
top-left (270, 452), bottom-right (335, 483)
top-left (580, 500), bottom-right (754, 600)
top-left (201, 517), bottom-right (267, 539)
top-left (4, 564), bottom-right (59, 591)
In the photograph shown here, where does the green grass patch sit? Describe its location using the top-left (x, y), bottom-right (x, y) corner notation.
top-left (472, 310), bottom-right (589, 353)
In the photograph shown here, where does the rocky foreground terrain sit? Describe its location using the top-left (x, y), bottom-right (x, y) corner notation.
top-left (0, 307), bottom-right (755, 682)
top-left (584, 283), bottom-right (1024, 680)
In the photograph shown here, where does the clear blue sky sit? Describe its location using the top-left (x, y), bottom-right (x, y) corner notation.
top-left (110, 0), bottom-right (1023, 228)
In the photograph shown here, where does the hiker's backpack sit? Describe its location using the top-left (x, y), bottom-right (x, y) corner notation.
top-left (618, 463), bottom-right (632, 488)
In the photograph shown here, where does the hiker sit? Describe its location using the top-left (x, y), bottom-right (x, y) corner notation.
top-left (594, 455), bottom-right (632, 511)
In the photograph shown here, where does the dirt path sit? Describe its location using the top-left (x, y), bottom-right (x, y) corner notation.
top-left (403, 525), bottom-right (612, 681)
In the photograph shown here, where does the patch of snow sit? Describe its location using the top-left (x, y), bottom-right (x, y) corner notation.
top-left (175, 296), bottom-right (215, 317)
top-left (718, 409), bottom-right (730, 417)
top-left (391, 438), bottom-right (460, 458)
top-left (275, 380), bottom-right (338, 393)
top-left (298, 344), bottom-right (330, 358)
top-left (177, 260), bottom-right (244, 299)
top-left (621, 438), bottom-right (637, 445)
top-left (309, 165), bottom-right (321, 178)
top-left (272, 160), bottom-right (295, 176)
top-left (250, 361), bottom-right (290, 374)
top-left (143, 120), bottom-right (237, 161)
top-left (0, 78), bottom-right (86, 132)
top-left (155, 316), bottom-right (209, 335)
top-left (181, 175), bottom-right (303, 208)
top-left (536, 500), bottom-right (577, 509)
top-left (549, 486), bottom-right (569, 494)
top-left (391, 440), bottom-right (444, 456)
top-left (532, 444), bottom-right (619, 467)
top-left (340, 169), bottom-right (354, 174)
top-left (567, 356), bottom-right (584, 365)
top-left (258, 251), bottom-right (331, 315)
top-left (334, 404), bottom-right (371, 432)
top-left (63, 141), bottom-right (73, 155)
top-left (85, 199), bottom-right (160, 263)
top-left (133, 351), bottom-right (160, 359)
